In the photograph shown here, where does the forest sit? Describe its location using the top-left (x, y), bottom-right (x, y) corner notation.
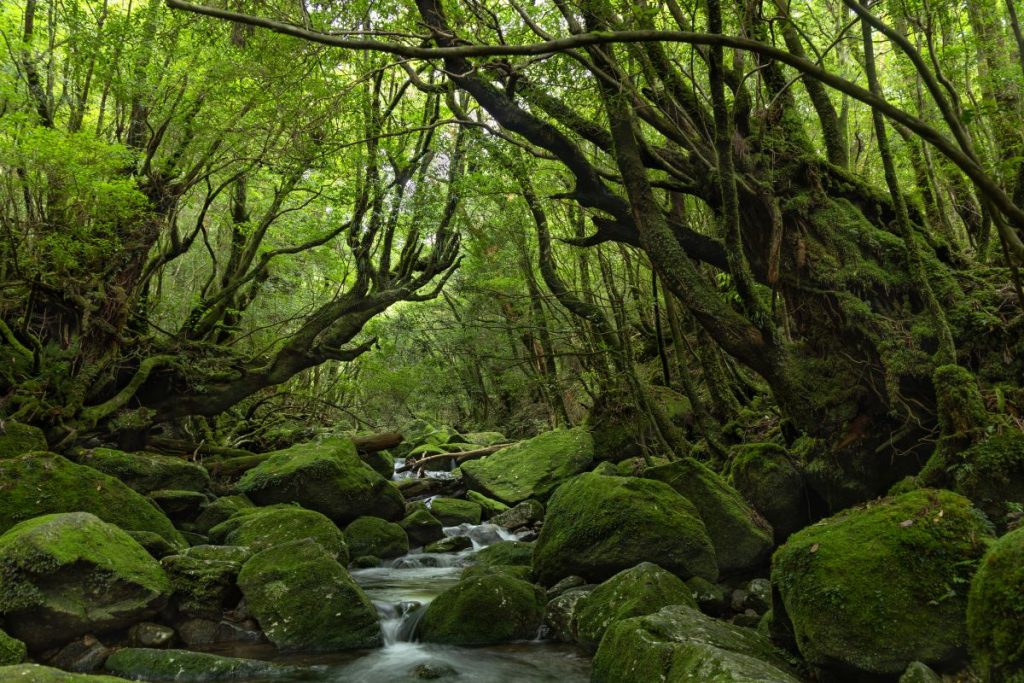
top-left (0, 0), bottom-right (1023, 680)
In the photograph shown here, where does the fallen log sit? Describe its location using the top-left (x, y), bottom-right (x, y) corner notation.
top-left (146, 436), bottom-right (257, 460)
top-left (396, 443), bottom-right (514, 473)
top-left (352, 431), bottom-right (403, 453)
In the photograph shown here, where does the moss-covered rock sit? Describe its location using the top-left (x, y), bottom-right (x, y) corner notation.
top-left (0, 421), bottom-right (46, 459)
top-left (645, 458), bottom-right (773, 576)
top-left (0, 664), bottom-right (125, 681)
top-left (0, 629), bottom-right (26, 665)
top-left (236, 437), bottom-right (404, 525)
top-left (728, 443), bottom-right (808, 542)
top-left (460, 564), bottom-right (533, 582)
top-left (208, 505), bottom-right (348, 562)
top-left (104, 648), bottom-right (310, 681)
top-left (0, 453), bottom-right (185, 547)
top-left (899, 662), bottom-right (943, 683)
top-left (772, 488), bottom-right (991, 677)
top-left (359, 449), bottom-right (395, 479)
top-left (429, 498), bottom-right (482, 526)
top-left (0, 512), bottom-right (171, 650)
top-left (161, 549), bottom-right (244, 620)
top-left (193, 495), bottom-right (253, 535)
top-left (127, 531), bottom-right (180, 559)
top-left (425, 536), bottom-right (472, 553)
top-left (575, 562), bottom-right (696, 652)
top-left (78, 448), bottom-right (211, 494)
top-left (490, 499), bottom-right (544, 530)
top-left (460, 428), bottom-right (594, 505)
top-left (955, 431), bottom-right (1024, 527)
top-left (344, 516), bottom-right (409, 560)
top-left (418, 574), bottom-right (546, 645)
top-left (238, 538), bottom-right (379, 652)
top-left (462, 432), bottom-right (507, 447)
top-left (592, 605), bottom-right (803, 683)
top-left (148, 489), bottom-right (209, 523)
top-left (465, 491), bottom-right (509, 518)
top-left (533, 473), bottom-right (718, 585)
top-left (474, 540), bottom-right (534, 567)
top-left (587, 386), bottom-right (691, 462)
top-left (543, 586), bottom-right (593, 642)
top-left (590, 461), bottom-right (619, 476)
top-left (967, 525), bottom-right (1024, 682)
top-left (399, 508), bottom-right (444, 547)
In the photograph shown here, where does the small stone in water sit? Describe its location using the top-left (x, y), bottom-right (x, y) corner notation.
top-left (412, 661), bottom-right (458, 679)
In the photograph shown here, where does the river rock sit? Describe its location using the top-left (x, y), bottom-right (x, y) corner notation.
top-left (592, 604), bottom-right (803, 683)
top-left (575, 562), bottom-right (697, 652)
top-left (400, 508), bottom-right (445, 547)
top-left (0, 629), bottom-right (26, 665)
top-left (425, 536), bottom-right (472, 553)
top-left (465, 491), bottom-right (509, 518)
top-left (236, 437), bottom-right (404, 525)
top-left (419, 574), bottom-right (546, 645)
top-left (78, 448), bottom-right (211, 494)
top-left (430, 498), bottom-right (482, 526)
top-left (533, 473), bottom-right (718, 585)
top-left (543, 586), bottom-right (593, 642)
top-left (359, 449), bottom-right (395, 479)
top-left (967, 524), bottom-right (1024, 681)
top-left (0, 664), bottom-right (124, 681)
top-left (645, 457), bottom-right (773, 576)
top-left (474, 540), bottom-right (533, 567)
top-left (104, 648), bottom-right (310, 681)
top-left (345, 516), bottom-right (409, 560)
top-left (48, 635), bottom-right (110, 672)
top-left (162, 549), bottom-right (244, 620)
top-left (773, 488), bottom-right (991, 677)
top-left (0, 421), bottom-right (46, 458)
top-left (0, 453), bottom-right (185, 547)
top-left (0, 512), bottom-right (171, 650)
top-left (460, 428), bottom-right (594, 505)
top-left (237, 538), bottom-right (380, 652)
top-left (127, 623), bottom-right (175, 648)
top-left (209, 505), bottom-right (348, 561)
top-left (491, 499), bottom-right (545, 530)
top-left (728, 442), bottom-right (808, 542)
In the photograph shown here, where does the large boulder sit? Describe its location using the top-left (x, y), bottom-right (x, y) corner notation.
top-left (208, 505), bottom-right (348, 562)
top-left (575, 562), bottom-right (696, 652)
top-left (955, 431), bottom-right (1024, 528)
top-left (399, 508), bottom-right (445, 547)
top-left (592, 605), bottom-right (803, 683)
top-left (0, 664), bottom-right (124, 681)
top-left (0, 629), bottom-right (26, 665)
top-left (344, 516), bottom-right (409, 560)
top-left (193, 495), bottom-right (254, 535)
top-left (418, 574), bottom-right (546, 645)
top-left (465, 491), bottom-right (509, 518)
top-left (474, 540), bottom-right (534, 568)
top-left (967, 525), bottom-right (1024, 682)
top-left (161, 546), bottom-right (248, 620)
top-left (0, 453), bottom-right (184, 547)
top-left (728, 442), bottom-right (809, 542)
top-left (236, 437), bottom-right (404, 525)
top-left (0, 512), bottom-right (171, 650)
top-left (0, 421), bottom-right (46, 458)
top-left (430, 498), bottom-right (482, 526)
top-left (772, 489), bottom-right (991, 678)
top-left (78, 448), bottom-right (211, 494)
top-left (104, 648), bottom-right (309, 681)
top-left (460, 428), bottom-right (594, 505)
top-left (237, 539), bottom-right (380, 652)
top-left (645, 458), bottom-right (773, 576)
top-left (588, 386), bottom-right (691, 461)
top-left (533, 473), bottom-right (718, 585)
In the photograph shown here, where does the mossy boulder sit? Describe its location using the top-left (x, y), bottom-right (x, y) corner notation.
top-left (148, 489), bottom-right (209, 523)
top-left (474, 540), bottom-right (534, 567)
top-left (78, 448), bottom-right (211, 494)
top-left (0, 453), bottom-right (185, 547)
top-left (899, 662), bottom-right (943, 683)
top-left (0, 421), bottom-right (46, 459)
top-left (592, 605), bottom-right (803, 683)
top-left (967, 525), bottom-right (1024, 682)
top-left (236, 437), bottom-right (404, 525)
top-left (461, 564), bottom-right (533, 582)
top-left (772, 488), bottom-right (991, 677)
top-left (0, 664), bottom-right (124, 681)
top-left (161, 550), bottom-right (244, 620)
top-left (491, 499), bottom-right (545, 530)
top-left (645, 458), bottom-right (773, 576)
top-left (425, 536), bottom-right (472, 553)
top-left (587, 386), bottom-right (691, 462)
top-left (344, 516), bottom-right (409, 560)
top-left (359, 449), bottom-right (395, 479)
top-left (418, 574), bottom-right (546, 645)
top-left (104, 648), bottom-right (309, 681)
top-left (0, 512), bottom-right (171, 650)
top-left (955, 431), bottom-right (1024, 527)
top-left (399, 508), bottom-right (445, 547)
top-left (208, 505), bottom-right (348, 562)
top-left (430, 498), bottom-right (482, 526)
top-left (0, 629), bottom-right (26, 665)
top-left (575, 562), bottom-right (697, 652)
top-left (533, 473), bottom-right (718, 585)
top-left (544, 586), bottom-right (593, 642)
top-left (462, 432), bottom-right (507, 447)
top-left (466, 491), bottom-right (509, 518)
top-left (127, 531), bottom-right (180, 559)
top-left (237, 538), bottom-right (380, 652)
top-left (460, 428), bottom-right (594, 505)
top-left (728, 443), bottom-right (808, 542)
top-left (193, 495), bottom-right (254, 535)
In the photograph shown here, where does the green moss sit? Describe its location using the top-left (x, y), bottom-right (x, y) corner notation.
top-left (462, 432), bottom-right (507, 446)
top-left (460, 564), bottom-right (533, 582)
top-left (161, 550), bottom-right (244, 620)
top-left (533, 472), bottom-right (718, 585)
top-left (954, 431), bottom-right (1024, 526)
top-left (474, 540), bottom-right (533, 567)
top-left (0, 512), bottom-right (171, 650)
top-left (237, 538), bottom-right (380, 652)
top-left (104, 647), bottom-right (309, 681)
top-left (728, 443), bottom-right (807, 541)
top-left (0, 629), bottom-right (26, 665)
top-left (460, 428), bottom-right (594, 505)
top-left (0, 453), bottom-right (185, 547)
top-left (646, 458), bottom-right (774, 575)
top-left (429, 498), bottom-right (482, 526)
top-left (78, 448), bottom-right (211, 493)
top-left (418, 574), bottom-right (545, 645)
top-left (193, 495), bottom-right (253, 535)
top-left (934, 364), bottom-right (989, 444)
top-left (208, 505), bottom-right (348, 562)
top-left (465, 491), bottom-right (509, 518)
top-left (359, 449), bottom-right (395, 479)
top-left (591, 461), bottom-right (619, 476)
top-left (237, 437), bottom-right (404, 525)
top-left (0, 422), bottom-right (46, 459)
top-left (344, 516), bottom-right (409, 560)
top-left (575, 562), bottom-right (696, 652)
top-left (967, 526), bottom-right (1024, 682)
top-left (0, 664), bottom-right (124, 681)
top-left (772, 489), bottom-right (992, 676)
top-left (399, 508), bottom-right (444, 547)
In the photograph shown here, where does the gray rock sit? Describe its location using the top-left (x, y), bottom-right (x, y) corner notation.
top-left (490, 499), bottom-right (545, 530)
top-left (47, 636), bottom-right (109, 673)
top-left (543, 587), bottom-right (593, 642)
top-left (127, 623), bottom-right (175, 649)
